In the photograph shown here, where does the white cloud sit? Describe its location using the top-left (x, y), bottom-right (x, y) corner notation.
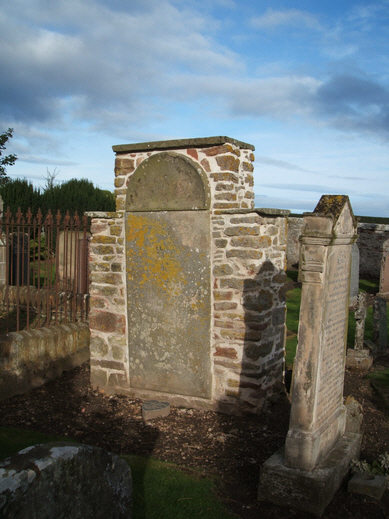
top-left (251, 8), bottom-right (321, 30)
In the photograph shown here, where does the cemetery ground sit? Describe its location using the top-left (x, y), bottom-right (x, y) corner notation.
top-left (1, 276), bottom-right (389, 517)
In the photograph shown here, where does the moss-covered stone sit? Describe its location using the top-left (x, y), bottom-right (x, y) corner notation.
top-left (213, 264), bottom-right (234, 276)
top-left (224, 226), bottom-right (260, 236)
top-left (216, 155), bottom-right (240, 172)
top-left (90, 245), bottom-right (115, 255)
top-left (110, 225), bottom-right (122, 236)
top-left (210, 172), bottom-right (239, 183)
top-left (215, 193), bottom-right (237, 201)
top-left (90, 336), bottom-right (109, 357)
top-left (92, 235), bottom-right (116, 244)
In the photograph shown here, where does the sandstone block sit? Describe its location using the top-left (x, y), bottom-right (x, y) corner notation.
top-left (348, 472), bottom-right (386, 499)
top-left (142, 400), bottom-right (170, 421)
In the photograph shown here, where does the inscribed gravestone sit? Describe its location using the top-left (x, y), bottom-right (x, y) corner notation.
top-left (259, 195), bottom-right (362, 516)
top-left (285, 196), bottom-right (357, 471)
top-left (125, 153), bottom-right (212, 399)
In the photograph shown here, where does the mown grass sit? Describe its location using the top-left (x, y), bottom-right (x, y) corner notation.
top-left (0, 426), bottom-right (233, 519)
top-left (284, 275), bottom-right (386, 369)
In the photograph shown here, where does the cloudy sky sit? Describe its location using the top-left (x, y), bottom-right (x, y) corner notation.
top-left (1, 0), bottom-right (389, 217)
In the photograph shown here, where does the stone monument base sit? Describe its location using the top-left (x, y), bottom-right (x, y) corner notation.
top-left (258, 432), bottom-right (362, 517)
top-left (346, 348), bottom-right (373, 370)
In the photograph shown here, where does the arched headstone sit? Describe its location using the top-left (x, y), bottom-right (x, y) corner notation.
top-left (125, 153), bottom-right (211, 398)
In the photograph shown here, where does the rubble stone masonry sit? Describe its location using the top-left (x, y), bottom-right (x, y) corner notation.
top-left (88, 137), bottom-right (288, 414)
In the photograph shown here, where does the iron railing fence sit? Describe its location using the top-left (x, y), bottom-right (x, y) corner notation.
top-left (0, 207), bottom-right (90, 334)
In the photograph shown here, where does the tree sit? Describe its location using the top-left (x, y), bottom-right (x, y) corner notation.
top-left (0, 128), bottom-right (17, 185)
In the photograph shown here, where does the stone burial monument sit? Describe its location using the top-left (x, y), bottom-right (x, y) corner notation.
top-left (258, 195), bottom-right (362, 516)
top-left (87, 136), bottom-right (289, 415)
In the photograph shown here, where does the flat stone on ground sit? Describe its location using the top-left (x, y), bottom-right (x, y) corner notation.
top-left (142, 400), bottom-right (170, 421)
top-left (348, 472), bottom-right (387, 500)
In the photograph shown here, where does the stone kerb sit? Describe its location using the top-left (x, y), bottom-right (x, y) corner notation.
top-left (88, 136), bottom-right (288, 415)
top-left (259, 195), bottom-right (362, 516)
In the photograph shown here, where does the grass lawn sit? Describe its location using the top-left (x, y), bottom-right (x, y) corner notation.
top-left (0, 426), bottom-right (233, 519)
top-left (285, 274), bottom-right (388, 369)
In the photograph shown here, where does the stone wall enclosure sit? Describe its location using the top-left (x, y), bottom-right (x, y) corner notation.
top-left (88, 137), bottom-right (289, 414)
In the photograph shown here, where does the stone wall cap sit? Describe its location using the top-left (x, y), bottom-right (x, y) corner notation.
top-left (358, 222), bottom-right (389, 231)
top-left (214, 207), bottom-right (290, 216)
top-left (112, 136), bottom-right (255, 153)
top-left (85, 211), bottom-right (123, 219)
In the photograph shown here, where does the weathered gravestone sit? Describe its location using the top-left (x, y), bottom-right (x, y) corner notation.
top-left (378, 239), bottom-right (389, 298)
top-left (88, 137), bottom-right (289, 415)
top-left (346, 292), bottom-right (373, 370)
top-left (125, 152), bottom-right (212, 398)
top-left (349, 242), bottom-right (359, 307)
top-left (258, 195), bottom-right (362, 516)
top-left (373, 297), bottom-right (388, 350)
top-left (0, 442), bottom-right (132, 519)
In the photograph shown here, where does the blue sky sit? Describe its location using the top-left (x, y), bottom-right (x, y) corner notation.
top-left (1, 0), bottom-right (389, 216)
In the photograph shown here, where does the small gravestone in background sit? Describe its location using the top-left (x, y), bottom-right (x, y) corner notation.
top-left (378, 240), bottom-right (389, 298)
top-left (346, 292), bottom-right (373, 370)
top-left (373, 298), bottom-right (388, 350)
top-left (258, 196), bottom-right (362, 516)
top-left (349, 242), bottom-right (360, 307)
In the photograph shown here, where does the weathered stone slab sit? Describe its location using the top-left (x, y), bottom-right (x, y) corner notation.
top-left (0, 442), bottom-right (132, 519)
top-left (348, 472), bottom-right (386, 500)
top-left (126, 210), bottom-right (211, 399)
top-left (125, 152), bottom-right (210, 211)
top-left (142, 400), bottom-right (170, 421)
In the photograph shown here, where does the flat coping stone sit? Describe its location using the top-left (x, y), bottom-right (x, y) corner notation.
top-left (348, 472), bottom-right (387, 500)
top-left (112, 136), bottom-right (255, 153)
top-left (142, 400), bottom-right (171, 421)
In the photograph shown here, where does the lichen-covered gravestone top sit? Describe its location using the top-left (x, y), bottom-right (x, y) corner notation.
top-left (285, 195), bottom-right (358, 471)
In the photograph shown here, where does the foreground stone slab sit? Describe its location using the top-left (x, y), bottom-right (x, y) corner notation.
top-left (0, 442), bottom-right (132, 519)
top-left (142, 400), bottom-right (171, 421)
top-left (348, 472), bottom-right (387, 500)
top-left (258, 432), bottom-right (362, 517)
